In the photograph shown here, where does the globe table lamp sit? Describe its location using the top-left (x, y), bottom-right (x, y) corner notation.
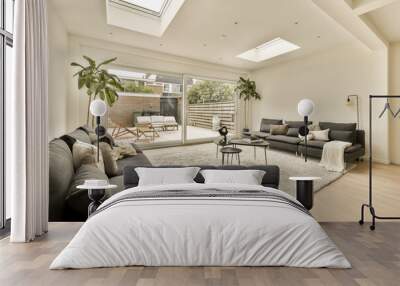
top-left (90, 99), bottom-right (107, 162)
top-left (298, 99), bottom-right (315, 162)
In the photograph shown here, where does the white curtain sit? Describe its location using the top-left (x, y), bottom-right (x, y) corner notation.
top-left (10, 0), bottom-right (49, 242)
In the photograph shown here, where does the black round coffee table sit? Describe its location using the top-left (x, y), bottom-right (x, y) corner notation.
top-left (220, 147), bottom-right (242, 165)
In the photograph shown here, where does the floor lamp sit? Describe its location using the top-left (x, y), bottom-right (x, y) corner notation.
top-left (298, 99), bottom-right (315, 162)
top-left (90, 99), bottom-right (107, 162)
top-left (347, 95), bottom-right (360, 129)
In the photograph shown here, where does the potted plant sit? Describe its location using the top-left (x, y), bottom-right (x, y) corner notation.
top-left (235, 77), bottom-right (261, 133)
top-left (71, 56), bottom-right (123, 126)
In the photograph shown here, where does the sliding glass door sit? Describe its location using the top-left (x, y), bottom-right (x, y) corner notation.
top-left (107, 68), bottom-right (183, 147)
top-left (0, 0), bottom-right (14, 229)
top-left (184, 76), bottom-right (238, 143)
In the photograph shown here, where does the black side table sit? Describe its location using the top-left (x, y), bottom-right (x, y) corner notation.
top-left (289, 177), bottom-right (321, 210)
top-left (220, 147), bottom-right (242, 165)
top-left (77, 184), bottom-right (117, 216)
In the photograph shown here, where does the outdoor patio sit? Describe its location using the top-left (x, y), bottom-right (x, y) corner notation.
top-left (108, 125), bottom-right (222, 145)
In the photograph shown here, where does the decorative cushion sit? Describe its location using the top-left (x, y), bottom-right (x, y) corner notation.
top-left (260, 118), bottom-right (283, 133)
top-left (99, 142), bottom-right (120, 177)
top-left (115, 142), bottom-right (137, 159)
top-left (270, 124), bottom-right (288, 135)
top-left (299, 133), bottom-right (314, 141)
top-left (330, 130), bottom-right (354, 144)
top-left (286, 127), bottom-right (299, 137)
top-left (135, 167), bottom-right (201, 186)
top-left (310, 129), bottom-right (330, 141)
top-left (200, 169), bottom-right (266, 185)
top-left (72, 140), bottom-right (105, 172)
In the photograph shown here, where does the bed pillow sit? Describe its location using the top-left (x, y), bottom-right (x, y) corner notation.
top-left (200, 170), bottom-right (266, 185)
top-left (135, 167), bottom-right (201, 186)
top-left (310, 129), bottom-right (330, 141)
top-left (270, 124), bottom-right (288, 135)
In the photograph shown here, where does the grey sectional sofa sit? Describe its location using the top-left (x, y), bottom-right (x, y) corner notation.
top-left (49, 127), bottom-right (152, 222)
top-left (250, 119), bottom-right (365, 162)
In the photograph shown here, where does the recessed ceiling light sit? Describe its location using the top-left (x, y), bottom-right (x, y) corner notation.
top-left (236, 37), bottom-right (300, 62)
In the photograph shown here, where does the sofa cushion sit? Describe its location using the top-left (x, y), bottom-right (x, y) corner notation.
top-left (344, 143), bottom-right (363, 153)
top-left (49, 139), bottom-right (75, 221)
top-left (330, 130), bottom-right (354, 143)
top-left (319, 122), bottom-right (357, 143)
top-left (286, 127), bottom-right (299, 137)
top-left (260, 118), bottom-right (283, 133)
top-left (115, 153), bottom-right (152, 176)
top-left (270, 124), bottom-right (288, 135)
top-left (251, 131), bottom-right (269, 139)
top-left (65, 165), bottom-right (109, 219)
top-left (285, 121), bottom-right (313, 128)
top-left (68, 129), bottom-right (92, 144)
top-left (99, 142), bottom-right (120, 177)
top-left (299, 140), bottom-right (326, 149)
top-left (267, 135), bottom-right (301, 144)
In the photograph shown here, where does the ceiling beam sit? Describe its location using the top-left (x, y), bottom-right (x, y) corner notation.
top-left (312, 0), bottom-right (388, 50)
top-left (352, 0), bottom-right (400, 15)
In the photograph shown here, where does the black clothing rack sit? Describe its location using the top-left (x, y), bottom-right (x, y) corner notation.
top-left (359, 95), bottom-right (400, 230)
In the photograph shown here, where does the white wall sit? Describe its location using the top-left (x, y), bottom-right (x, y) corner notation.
top-left (47, 1), bottom-right (69, 140)
top-left (389, 42), bottom-right (400, 164)
top-left (67, 36), bottom-right (247, 131)
top-left (250, 43), bottom-right (389, 163)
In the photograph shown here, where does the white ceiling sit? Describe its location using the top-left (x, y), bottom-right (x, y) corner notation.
top-left (50, 0), bottom-right (354, 71)
top-left (367, 1), bottom-right (400, 42)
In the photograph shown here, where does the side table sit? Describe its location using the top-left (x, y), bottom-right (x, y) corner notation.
top-left (77, 184), bottom-right (117, 217)
top-left (289, 177), bottom-right (321, 210)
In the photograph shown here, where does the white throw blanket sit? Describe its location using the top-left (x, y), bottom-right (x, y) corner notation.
top-left (320, 141), bottom-right (352, 172)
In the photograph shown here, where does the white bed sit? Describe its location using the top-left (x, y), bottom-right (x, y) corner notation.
top-left (50, 183), bottom-right (350, 269)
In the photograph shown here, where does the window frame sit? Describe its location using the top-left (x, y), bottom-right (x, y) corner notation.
top-left (0, 0), bottom-right (14, 231)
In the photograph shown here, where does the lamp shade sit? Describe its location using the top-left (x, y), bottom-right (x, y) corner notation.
top-left (90, 99), bottom-right (107, 117)
top-left (297, 99), bottom-right (314, 116)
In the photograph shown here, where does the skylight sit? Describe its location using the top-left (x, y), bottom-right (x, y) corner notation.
top-left (120, 0), bottom-right (169, 15)
top-left (237, 38), bottom-right (300, 62)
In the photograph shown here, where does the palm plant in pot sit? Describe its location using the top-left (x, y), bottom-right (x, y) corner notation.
top-left (235, 77), bottom-right (261, 133)
top-left (71, 56), bottom-right (123, 126)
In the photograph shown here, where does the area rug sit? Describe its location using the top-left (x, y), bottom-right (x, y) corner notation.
top-left (143, 143), bottom-right (354, 196)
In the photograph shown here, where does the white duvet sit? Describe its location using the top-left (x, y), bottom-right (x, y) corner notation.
top-left (50, 183), bottom-right (350, 269)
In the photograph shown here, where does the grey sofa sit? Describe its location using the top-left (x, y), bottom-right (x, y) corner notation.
top-left (49, 127), bottom-right (152, 222)
top-left (251, 119), bottom-right (365, 162)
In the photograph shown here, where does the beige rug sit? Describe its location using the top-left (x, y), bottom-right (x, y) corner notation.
top-left (143, 143), bottom-right (354, 196)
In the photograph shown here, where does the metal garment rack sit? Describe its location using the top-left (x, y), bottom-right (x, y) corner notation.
top-left (359, 95), bottom-right (400, 230)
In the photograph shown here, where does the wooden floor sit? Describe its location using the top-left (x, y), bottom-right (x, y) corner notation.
top-left (312, 162), bottom-right (400, 222)
top-left (1, 162), bottom-right (400, 286)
